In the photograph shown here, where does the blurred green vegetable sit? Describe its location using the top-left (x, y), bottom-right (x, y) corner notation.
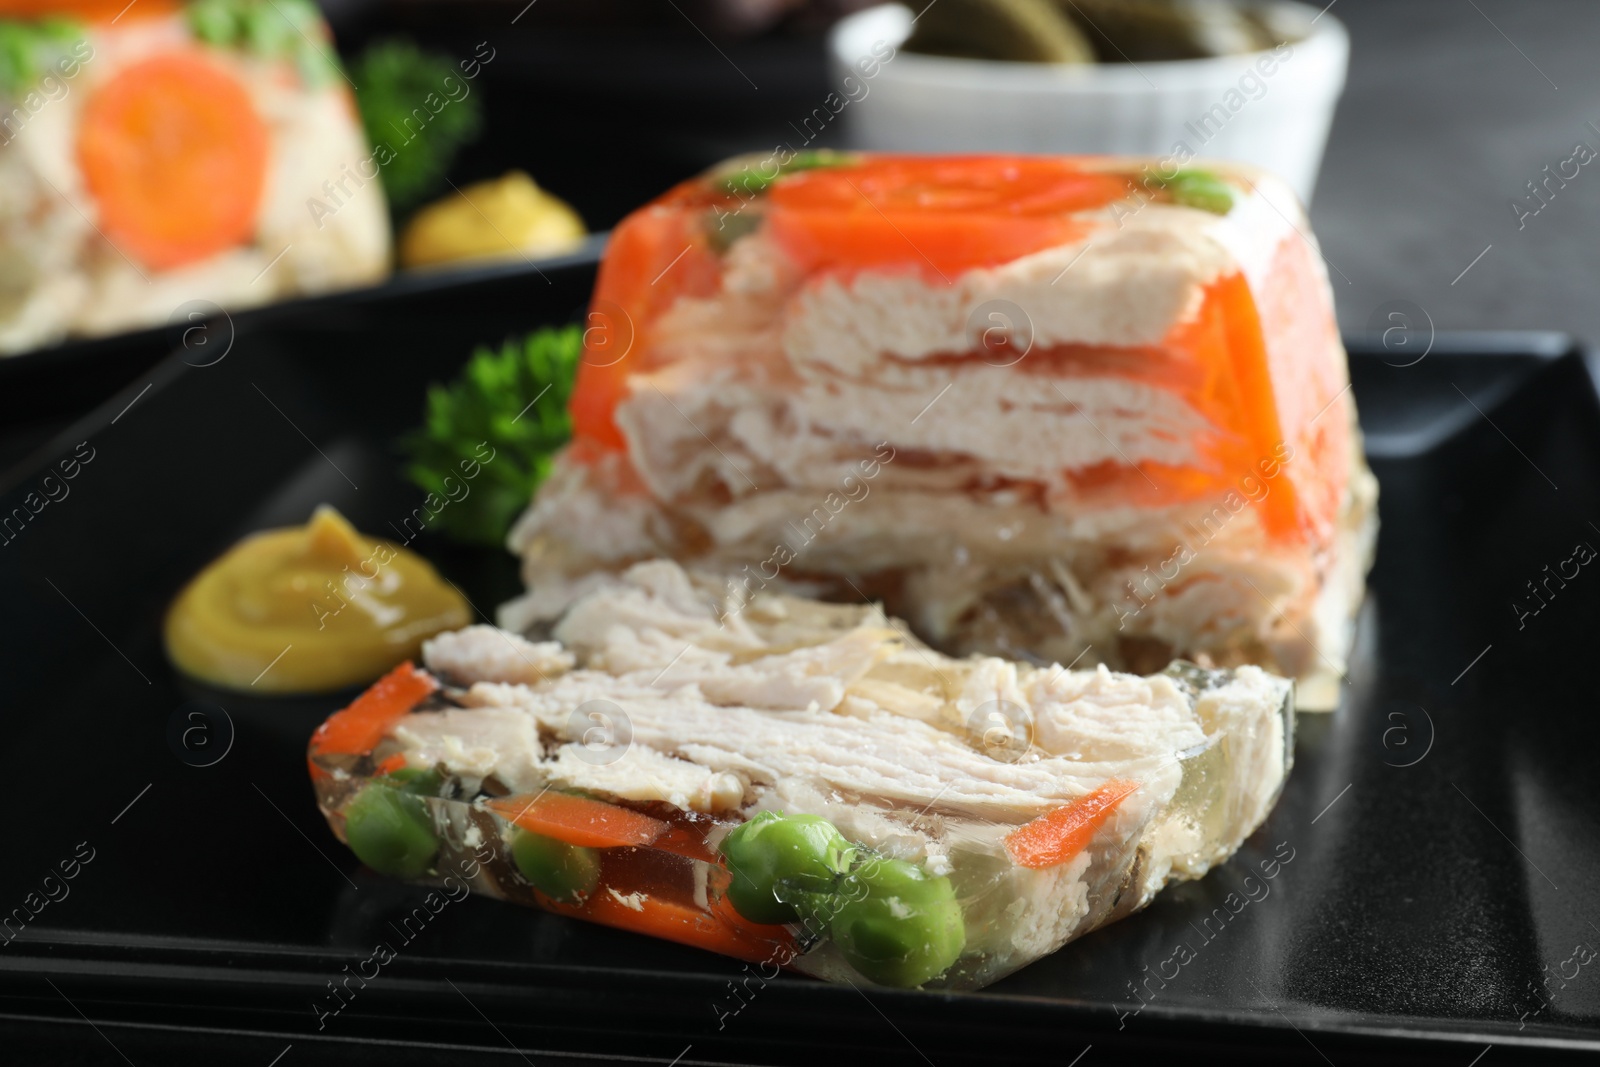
top-left (184, 0), bottom-right (339, 87)
top-left (352, 39), bottom-right (483, 211)
top-left (401, 325), bottom-right (583, 546)
top-left (721, 150), bottom-right (855, 198)
top-left (903, 0), bottom-right (1278, 63)
top-left (0, 17), bottom-right (86, 95)
top-left (1056, 0), bottom-right (1273, 63)
top-left (905, 0), bottom-right (1094, 63)
top-left (1155, 168), bottom-right (1235, 214)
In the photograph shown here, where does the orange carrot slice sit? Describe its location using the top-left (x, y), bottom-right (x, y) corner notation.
top-left (77, 52), bottom-right (268, 270)
top-left (545, 887), bottom-right (793, 964)
top-left (374, 752), bottom-right (409, 777)
top-left (486, 792), bottom-right (669, 850)
top-left (1005, 780), bottom-right (1140, 869)
top-left (569, 205), bottom-right (718, 451)
top-left (0, 0), bottom-right (175, 17)
top-left (310, 662), bottom-right (438, 757)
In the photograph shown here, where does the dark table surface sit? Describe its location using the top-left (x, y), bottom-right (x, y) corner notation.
top-left (1313, 0), bottom-right (1600, 344)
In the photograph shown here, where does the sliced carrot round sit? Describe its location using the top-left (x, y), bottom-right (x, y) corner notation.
top-left (766, 156), bottom-right (1127, 279)
top-left (77, 52), bottom-right (268, 270)
top-left (310, 662), bottom-right (438, 757)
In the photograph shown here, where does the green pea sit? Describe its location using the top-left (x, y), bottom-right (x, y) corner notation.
top-left (382, 766), bottom-right (445, 796)
top-left (718, 812), bottom-right (856, 924)
top-left (1163, 170), bottom-right (1234, 215)
top-left (831, 857), bottom-right (965, 988)
top-left (792, 889), bottom-right (854, 944)
top-left (510, 828), bottom-right (601, 903)
top-left (343, 782), bottom-right (438, 879)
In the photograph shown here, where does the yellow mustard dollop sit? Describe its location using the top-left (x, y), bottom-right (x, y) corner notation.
top-left (399, 170), bottom-right (586, 269)
top-left (164, 505), bottom-right (470, 693)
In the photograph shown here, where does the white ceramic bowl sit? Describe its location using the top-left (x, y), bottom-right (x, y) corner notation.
top-left (827, 2), bottom-right (1347, 203)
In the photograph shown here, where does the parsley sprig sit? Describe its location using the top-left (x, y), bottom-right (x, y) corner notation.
top-left (401, 326), bottom-right (583, 546)
top-left (351, 39), bottom-right (484, 211)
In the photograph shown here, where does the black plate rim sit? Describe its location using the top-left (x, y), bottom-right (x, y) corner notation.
top-left (0, 233), bottom-right (609, 383)
top-left (0, 239), bottom-right (610, 495)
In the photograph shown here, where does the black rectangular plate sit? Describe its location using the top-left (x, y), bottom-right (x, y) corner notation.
top-left (0, 238), bottom-right (608, 487)
top-left (2, 258), bottom-right (1597, 1065)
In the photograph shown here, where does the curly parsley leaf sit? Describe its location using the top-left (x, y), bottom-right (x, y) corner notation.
top-left (351, 38), bottom-right (483, 212)
top-left (400, 325), bottom-right (582, 546)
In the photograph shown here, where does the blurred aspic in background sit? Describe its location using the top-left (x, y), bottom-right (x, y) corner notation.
top-left (0, 0), bottom-right (392, 353)
top-left (0, 0), bottom-right (590, 355)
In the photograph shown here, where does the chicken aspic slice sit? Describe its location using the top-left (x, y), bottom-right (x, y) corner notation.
top-left (308, 561), bottom-right (1292, 990)
top-left (504, 153), bottom-right (1377, 711)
